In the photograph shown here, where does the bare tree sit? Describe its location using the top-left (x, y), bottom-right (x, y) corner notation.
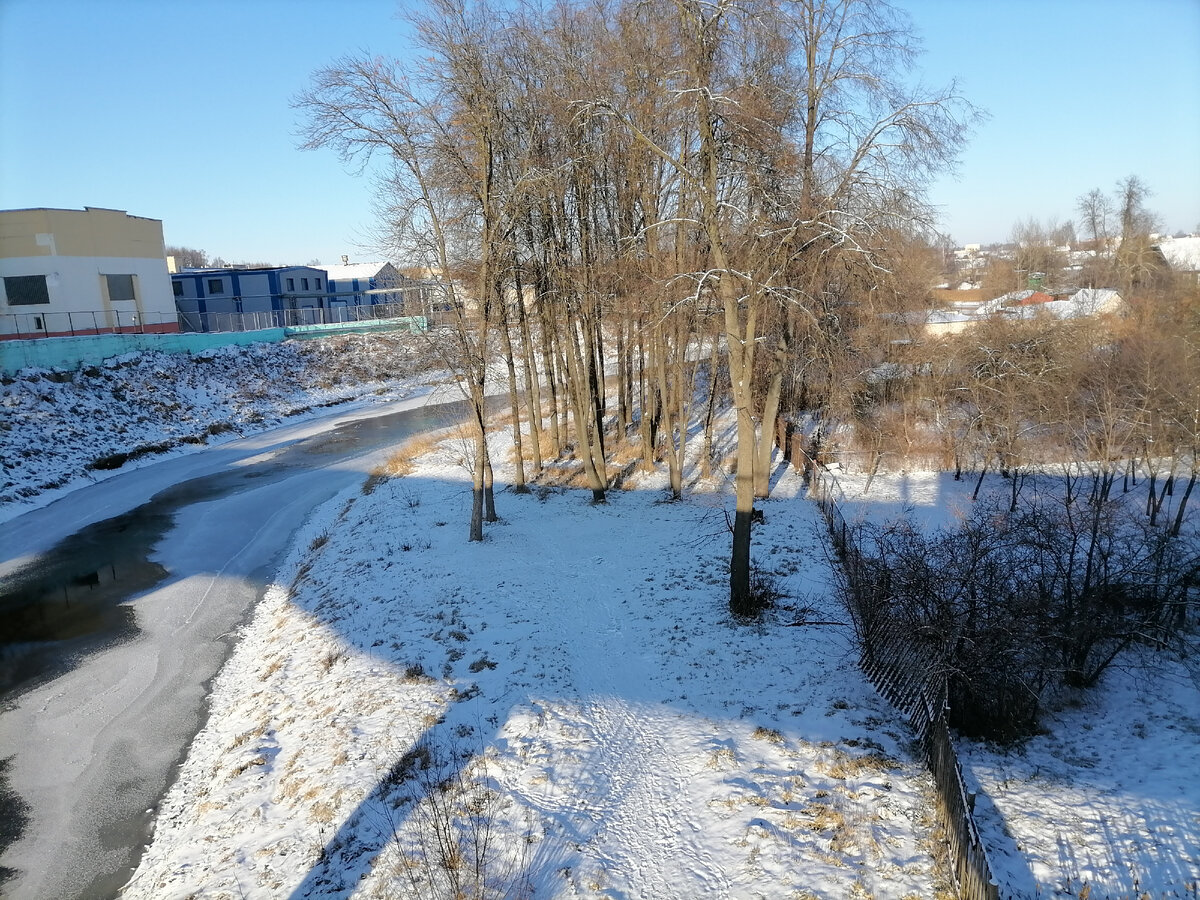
top-left (295, 45), bottom-right (499, 541)
top-left (165, 245), bottom-right (210, 268)
top-left (1076, 187), bottom-right (1113, 250)
top-left (297, 0), bottom-right (977, 617)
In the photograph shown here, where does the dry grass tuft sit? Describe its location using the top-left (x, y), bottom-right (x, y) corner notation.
top-left (319, 648), bottom-right (348, 673)
top-left (607, 434), bottom-right (644, 467)
top-left (535, 425), bottom-right (561, 461)
top-left (310, 800), bottom-right (338, 824)
top-left (706, 746), bottom-right (738, 770)
top-left (823, 749), bottom-right (902, 780)
top-left (752, 726), bottom-right (785, 744)
top-left (373, 427), bottom-right (460, 482)
top-left (230, 755), bottom-right (268, 778)
top-left (805, 801), bottom-right (846, 834)
top-left (260, 657), bottom-right (284, 681)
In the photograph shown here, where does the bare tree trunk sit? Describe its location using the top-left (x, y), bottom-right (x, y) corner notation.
top-left (498, 285), bottom-right (527, 491)
top-left (513, 260), bottom-right (543, 474)
top-left (702, 328), bottom-right (721, 468)
top-left (972, 462), bottom-right (988, 501)
top-left (656, 324), bottom-right (683, 499)
top-left (615, 318), bottom-right (630, 435)
top-left (564, 308), bottom-right (607, 502)
top-left (1171, 470), bottom-right (1196, 537)
top-left (1149, 461), bottom-right (1175, 526)
top-left (537, 292), bottom-right (565, 453)
top-left (582, 307), bottom-right (607, 462)
top-left (484, 451), bottom-right (497, 521)
top-left (755, 370), bottom-right (784, 499)
top-left (638, 316), bottom-right (658, 470)
top-left (552, 308), bottom-right (572, 449)
top-left (470, 441), bottom-right (485, 542)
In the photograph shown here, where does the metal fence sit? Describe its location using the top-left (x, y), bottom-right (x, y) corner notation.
top-left (175, 301), bottom-right (425, 334)
top-left (809, 466), bottom-right (1002, 900)
top-left (0, 308), bottom-right (181, 339)
top-left (0, 301), bottom-right (432, 340)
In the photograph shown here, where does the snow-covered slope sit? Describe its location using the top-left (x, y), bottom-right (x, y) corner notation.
top-left (0, 334), bottom-right (438, 518)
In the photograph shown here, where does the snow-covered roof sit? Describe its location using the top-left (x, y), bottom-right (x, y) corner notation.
top-left (978, 290), bottom-right (1035, 314)
top-left (1051, 288), bottom-right (1124, 319)
top-left (927, 288), bottom-right (1126, 329)
top-left (1000, 289), bottom-right (1125, 321)
top-left (323, 262), bottom-right (392, 282)
top-left (1014, 291), bottom-right (1055, 306)
top-left (1155, 236), bottom-right (1200, 272)
top-left (926, 310), bottom-right (975, 325)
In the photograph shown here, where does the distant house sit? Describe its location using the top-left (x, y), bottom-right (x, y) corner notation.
top-left (922, 309), bottom-right (977, 337)
top-left (324, 261), bottom-right (437, 318)
top-left (1153, 236), bottom-right (1200, 284)
top-left (0, 207), bottom-right (178, 339)
top-left (1050, 288), bottom-right (1128, 319)
top-left (171, 265), bottom-right (328, 331)
top-left (923, 288), bottom-right (1128, 336)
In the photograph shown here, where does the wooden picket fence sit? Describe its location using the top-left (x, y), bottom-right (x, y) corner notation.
top-left (810, 469), bottom-right (1002, 900)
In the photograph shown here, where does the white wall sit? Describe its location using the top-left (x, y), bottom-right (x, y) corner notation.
top-left (1, 254), bottom-right (175, 335)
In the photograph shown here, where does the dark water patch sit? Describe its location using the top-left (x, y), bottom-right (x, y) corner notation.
top-left (0, 399), bottom-right (471, 701)
top-left (0, 755), bottom-right (29, 891)
top-left (0, 508), bottom-right (172, 698)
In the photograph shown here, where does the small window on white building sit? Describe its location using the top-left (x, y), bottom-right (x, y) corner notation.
top-left (302, 277), bottom-right (310, 290)
top-left (3, 275), bottom-right (50, 305)
top-left (314, 277), bottom-right (322, 290)
top-left (208, 279), bottom-right (224, 294)
top-left (286, 278), bottom-right (295, 291)
top-left (105, 274), bottom-right (136, 302)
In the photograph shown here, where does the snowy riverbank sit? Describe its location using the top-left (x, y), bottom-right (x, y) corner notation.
top-left (0, 334), bottom-right (439, 522)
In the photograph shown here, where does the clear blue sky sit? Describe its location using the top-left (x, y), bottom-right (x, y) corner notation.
top-left (2, 0), bottom-right (1198, 263)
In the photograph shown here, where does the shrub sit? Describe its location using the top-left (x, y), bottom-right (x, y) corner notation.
top-left (841, 490), bottom-right (1198, 740)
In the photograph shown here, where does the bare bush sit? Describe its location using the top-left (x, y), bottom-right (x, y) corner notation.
top-left (377, 739), bottom-right (533, 900)
top-left (843, 489), bottom-right (1199, 740)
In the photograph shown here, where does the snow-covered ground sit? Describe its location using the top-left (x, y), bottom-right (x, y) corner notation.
top-left (123, 426), bottom-right (951, 899)
top-left (5, 336), bottom-right (1195, 898)
top-left (833, 471), bottom-right (1200, 900)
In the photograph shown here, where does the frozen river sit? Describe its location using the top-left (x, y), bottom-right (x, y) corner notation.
top-left (0, 394), bottom-right (468, 899)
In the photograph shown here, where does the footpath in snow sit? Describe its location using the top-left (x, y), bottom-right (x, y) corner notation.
top-left (125, 427), bottom-right (949, 899)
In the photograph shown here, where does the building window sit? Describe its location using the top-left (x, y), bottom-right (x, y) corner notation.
top-left (314, 277), bottom-right (322, 290)
top-left (286, 278), bottom-right (295, 291)
top-left (208, 279), bottom-right (224, 294)
top-left (302, 277), bottom-right (310, 290)
top-left (3, 275), bottom-right (50, 306)
top-left (105, 273), bottom-right (136, 302)
top-left (172, 281), bottom-right (184, 297)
